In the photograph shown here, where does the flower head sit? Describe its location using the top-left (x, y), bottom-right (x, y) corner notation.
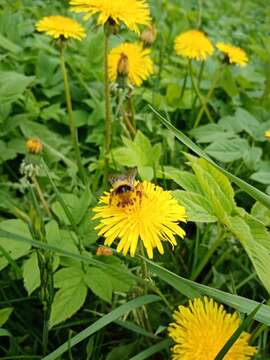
top-left (69, 0), bottom-right (151, 33)
top-left (92, 181), bottom-right (187, 259)
top-left (140, 24), bottom-right (157, 47)
top-left (216, 42), bottom-right (248, 67)
top-left (168, 297), bottom-right (256, 360)
top-left (108, 42), bottom-right (154, 86)
top-left (265, 130), bottom-right (270, 140)
top-left (26, 138), bottom-right (43, 154)
top-left (174, 29), bottom-right (214, 61)
top-left (36, 15), bottom-right (86, 40)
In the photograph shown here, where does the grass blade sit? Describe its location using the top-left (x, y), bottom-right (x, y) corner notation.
top-left (149, 105), bottom-right (270, 209)
top-left (129, 339), bottom-right (172, 360)
top-left (42, 295), bottom-right (160, 360)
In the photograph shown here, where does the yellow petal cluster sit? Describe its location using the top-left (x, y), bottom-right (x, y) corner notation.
top-left (265, 130), bottom-right (270, 140)
top-left (108, 42), bottom-right (154, 86)
top-left (69, 0), bottom-right (151, 33)
top-left (168, 297), bottom-right (256, 360)
top-left (216, 42), bottom-right (248, 67)
top-left (36, 15), bottom-right (86, 40)
top-left (174, 29), bottom-right (214, 61)
top-left (26, 138), bottom-right (43, 154)
top-left (92, 181), bottom-right (187, 259)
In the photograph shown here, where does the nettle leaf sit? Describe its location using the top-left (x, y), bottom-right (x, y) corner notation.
top-left (162, 166), bottom-right (203, 194)
top-left (173, 190), bottom-right (217, 223)
top-left (0, 308), bottom-right (13, 327)
top-left (0, 219), bottom-right (31, 270)
top-left (23, 252), bottom-right (40, 295)
top-left (84, 267), bottom-right (113, 303)
top-left (234, 108), bottom-right (261, 139)
top-left (0, 71), bottom-right (34, 104)
top-left (54, 266), bottom-right (83, 288)
top-left (190, 124), bottom-right (235, 144)
top-left (228, 216), bottom-right (270, 294)
top-left (251, 202), bottom-right (270, 226)
top-left (205, 139), bottom-right (249, 163)
top-left (50, 282), bottom-right (87, 328)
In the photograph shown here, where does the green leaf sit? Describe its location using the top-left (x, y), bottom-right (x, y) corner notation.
top-left (173, 190), bottom-right (217, 223)
top-left (250, 171), bottom-right (270, 185)
top-left (161, 167), bottom-right (202, 193)
top-left (0, 308), bottom-right (13, 327)
top-left (43, 295), bottom-right (160, 360)
top-left (251, 202), bottom-right (270, 226)
top-left (84, 267), bottom-right (113, 303)
top-left (23, 252), bottom-right (40, 295)
top-left (50, 282), bottom-right (87, 328)
top-left (54, 266), bottom-right (83, 288)
top-left (150, 105), bottom-right (270, 209)
top-left (0, 71), bottom-right (34, 104)
top-left (145, 259), bottom-right (270, 326)
top-left (106, 342), bottom-right (137, 360)
top-left (0, 328), bottom-right (11, 337)
top-left (0, 219), bottom-right (31, 270)
top-left (190, 124), bottom-right (235, 143)
top-left (129, 339), bottom-right (172, 360)
top-left (243, 147), bottom-right (262, 171)
top-left (0, 33), bottom-right (21, 53)
top-left (205, 139), bottom-right (249, 163)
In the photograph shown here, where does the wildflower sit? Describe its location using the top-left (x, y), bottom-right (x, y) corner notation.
top-left (69, 0), bottom-right (151, 34)
top-left (174, 29), bottom-right (214, 61)
top-left (140, 24), bottom-right (157, 47)
top-left (36, 15), bottom-right (86, 40)
top-left (168, 297), bottom-right (256, 360)
top-left (92, 181), bottom-right (187, 259)
top-left (96, 245), bottom-right (113, 256)
top-left (108, 43), bottom-right (154, 86)
top-left (216, 42), bottom-right (248, 67)
top-left (265, 130), bottom-right (270, 140)
top-left (26, 138), bottom-right (43, 154)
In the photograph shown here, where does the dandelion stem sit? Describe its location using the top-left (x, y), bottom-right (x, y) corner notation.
top-left (189, 60), bottom-right (214, 124)
top-left (31, 175), bottom-right (51, 217)
top-left (194, 63), bottom-right (225, 128)
top-left (104, 32), bottom-right (111, 178)
top-left (59, 41), bottom-right (86, 185)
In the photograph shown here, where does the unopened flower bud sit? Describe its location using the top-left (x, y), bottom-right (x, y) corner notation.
top-left (117, 53), bottom-right (129, 77)
top-left (141, 24), bottom-right (157, 47)
top-left (26, 138), bottom-right (43, 154)
top-left (96, 246), bottom-right (113, 256)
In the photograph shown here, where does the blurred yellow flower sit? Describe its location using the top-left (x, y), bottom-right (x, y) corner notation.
top-left (168, 297), bottom-right (256, 360)
top-left (174, 29), bottom-right (214, 61)
top-left (108, 42), bottom-right (154, 86)
top-left (265, 129), bottom-right (270, 140)
top-left (216, 42), bottom-right (248, 66)
top-left (69, 0), bottom-right (151, 33)
top-left (93, 181), bottom-right (187, 259)
top-left (36, 15), bottom-right (86, 40)
top-left (26, 138), bottom-right (43, 154)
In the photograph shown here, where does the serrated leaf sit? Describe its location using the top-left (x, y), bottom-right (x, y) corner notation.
top-left (54, 266), bottom-right (83, 288)
top-left (205, 139), bottom-right (249, 163)
top-left (162, 167), bottom-right (202, 193)
top-left (50, 282), bottom-right (87, 328)
top-left (23, 252), bottom-right (40, 295)
top-left (190, 124), bottom-right (235, 143)
top-left (0, 71), bottom-right (34, 104)
top-left (251, 202), bottom-right (270, 226)
top-left (0, 308), bottom-right (13, 327)
top-left (173, 190), bottom-right (217, 223)
top-left (250, 171), bottom-right (270, 184)
top-left (84, 267), bottom-right (113, 303)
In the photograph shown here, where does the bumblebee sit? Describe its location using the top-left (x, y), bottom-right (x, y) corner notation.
top-left (109, 169), bottom-right (141, 207)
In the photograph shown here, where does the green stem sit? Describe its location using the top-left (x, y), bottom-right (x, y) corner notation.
top-left (191, 60), bottom-right (205, 119)
top-left (104, 32), bottom-right (111, 177)
top-left (59, 41), bottom-right (86, 185)
top-left (194, 64), bottom-right (225, 128)
top-left (189, 60), bottom-right (214, 124)
top-left (32, 175), bottom-right (51, 217)
top-left (197, 0), bottom-right (203, 28)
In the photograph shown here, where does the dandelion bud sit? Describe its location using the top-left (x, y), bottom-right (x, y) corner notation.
top-left (117, 53), bottom-right (129, 77)
top-left (26, 138), bottom-right (43, 154)
top-left (141, 24), bottom-right (157, 47)
top-left (265, 129), bottom-right (270, 140)
top-left (96, 246), bottom-right (113, 256)
top-left (105, 16), bottom-right (120, 35)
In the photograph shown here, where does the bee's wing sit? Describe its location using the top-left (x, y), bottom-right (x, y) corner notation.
top-left (127, 167), bottom-right (138, 180)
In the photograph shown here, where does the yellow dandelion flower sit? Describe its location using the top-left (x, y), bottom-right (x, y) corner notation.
top-left (265, 129), bottom-right (270, 140)
top-left (92, 181), bottom-right (187, 259)
top-left (174, 29), bottom-right (214, 61)
top-left (108, 42), bottom-right (154, 86)
top-left (216, 42), bottom-right (248, 67)
top-left (36, 15), bottom-right (86, 40)
top-left (168, 297), bottom-right (256, 360)
top-left (69, 0), bottom-right (151, 33)
top-left (26, 138), bottom-right (43, 154)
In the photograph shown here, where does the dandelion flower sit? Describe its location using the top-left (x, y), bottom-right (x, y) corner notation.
top-left (265, 130), bottom-right (270, 140)
top-left (168, 297), bottom-right (256, 360)
top-left (69, 0), bottom-right (151, 33)
top-left (108, 42), bottom-right (154, 86)
top-left (26, 138), bottom-right (43, 154)
top-left (174, 29), bottom-right (214, 61)
top-left (216, 42), bottom-right (248, 67)
top-left (36, 15), bottom-right (86, 40)
top-left (92, 181), bottom-right (187, 259)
